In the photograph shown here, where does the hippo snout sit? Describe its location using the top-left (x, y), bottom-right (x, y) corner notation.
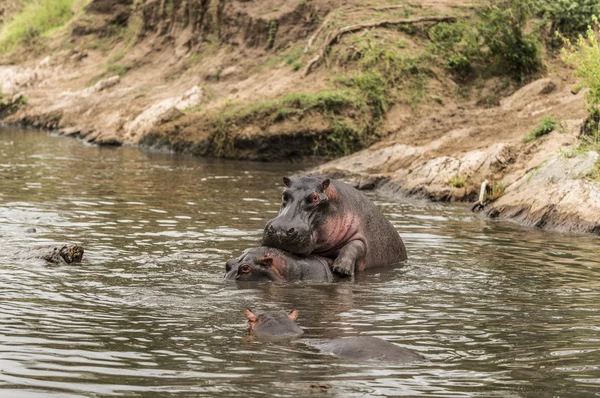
top-left (262, 218), bottom-right (314, 255)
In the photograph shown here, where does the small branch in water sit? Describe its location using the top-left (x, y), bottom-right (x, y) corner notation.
top-left (471, 179), bottom-right (489, 212)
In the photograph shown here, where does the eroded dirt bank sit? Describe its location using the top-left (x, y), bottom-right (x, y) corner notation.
top-left (1, 0), bottom-right (599, 235)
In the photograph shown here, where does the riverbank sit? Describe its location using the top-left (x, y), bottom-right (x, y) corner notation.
top-left (1, 0), bottom-right (599, 236)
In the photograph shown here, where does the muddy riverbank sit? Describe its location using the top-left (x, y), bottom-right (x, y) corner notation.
top-left (1, 0), bottom-right (599, 236)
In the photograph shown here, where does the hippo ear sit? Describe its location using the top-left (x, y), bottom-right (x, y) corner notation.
top-left (288, 309), bottom-right (299, 321)
top-left (283, 177), bottom-right (292, 187)
top-left (244, 308), bottom-right (258, 322)
top-left (257, 256), bottom-right (273, 267)
top-left (320, 179), bottom-right (330, 191)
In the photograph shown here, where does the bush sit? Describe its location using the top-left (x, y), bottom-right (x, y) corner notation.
top-left (477, 0), bottom-right (543, 81)
top-left (540, 0), bottom-right (600, 38)
top-left (0, 0), bottom-right (76, 53)
top-left (523, 115), bottom-right (557, 142)
top-left (561, 16), bottom-right (600, 119)
top-left (428, 21), bottom-right (480, 75)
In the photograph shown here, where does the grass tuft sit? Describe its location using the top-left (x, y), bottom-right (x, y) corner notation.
top-left (448, 175), bottom-right (467, 188)
top-left (485, 180), bottom-right (506, 202)
top-left (523, 115), bottom-right (557, 143)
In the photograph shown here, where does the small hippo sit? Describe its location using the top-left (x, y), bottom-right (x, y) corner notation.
top-left (22, 244), bottom-right (84, 265)
top-left (262, 175), bottom-right (407, 277)
top-left (243, 309), bottom-right (424, 363)
top-left (244, 308), bottom-right (304, 339)
top-left (225, 246), bottom-right (335, 283)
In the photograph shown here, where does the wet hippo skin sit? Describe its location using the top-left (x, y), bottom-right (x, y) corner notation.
top-left (262, 175), bottom-right (407, 277)
top-left (244, 308), bottom-right (304, 339)
top-left (306, 336), bottom-right (424, 363)
top-left (243, 309), bottom-right (423, 363)
top-left (225, 246), bottom-right (335, 282)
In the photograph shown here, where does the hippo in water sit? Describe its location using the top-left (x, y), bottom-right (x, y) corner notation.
top-left (243, 309), bottom-right (424, 363)
top-left (225, 246), bottom-right (335, 282)
top-left (262, 175), bottom-right (407, 276)
top-left (244, 308), bottom-right (304, 339)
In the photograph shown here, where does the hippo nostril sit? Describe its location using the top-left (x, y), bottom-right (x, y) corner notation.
top-left (268, 225), bottom-right (275, 233)
top-left (287, 228), bottom-right (295, 235)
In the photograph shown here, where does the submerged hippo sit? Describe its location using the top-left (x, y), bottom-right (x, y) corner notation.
top-left (22, 244), bottom-right (84, 265)
top-left (243, 309), bottom-right (424, 363)
top-left (225, 246), bottom-right (335, 283)
top-left (244, 308), bottom-right (304, 339)
top-left (262, 175), bottom-right (407, 276)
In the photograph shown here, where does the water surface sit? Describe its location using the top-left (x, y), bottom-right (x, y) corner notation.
top-left (1, 126), bottom-right (599, 397)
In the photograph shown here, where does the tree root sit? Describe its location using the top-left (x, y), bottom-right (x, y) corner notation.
top-left (302, 15), bottom-right (460, 77)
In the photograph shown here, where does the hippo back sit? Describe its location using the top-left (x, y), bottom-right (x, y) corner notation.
top-left (308, 336), bottom-right (423, 363)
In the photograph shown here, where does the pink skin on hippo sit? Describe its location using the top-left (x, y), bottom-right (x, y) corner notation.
top-left (261, 175), bottom-right (407, 276)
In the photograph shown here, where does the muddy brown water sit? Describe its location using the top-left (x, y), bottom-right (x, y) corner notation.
top-left (1, 126), bottom-right (600, 397)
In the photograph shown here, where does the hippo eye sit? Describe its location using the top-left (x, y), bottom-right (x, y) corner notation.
top-left (282, 192), bottom-right (291, 203)
top-left (239, 264), bottom-right (251, 274)
top-left (310, 192), bottom-right (319, 204)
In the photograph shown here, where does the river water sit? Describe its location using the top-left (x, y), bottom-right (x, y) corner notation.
top-left (1, 126), bottom-right (599, 397)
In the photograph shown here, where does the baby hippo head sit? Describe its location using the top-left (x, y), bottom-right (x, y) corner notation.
top-left (244, 308), bottom-right (303, 339)
top-left (225, 247), bottom-right (287, 283)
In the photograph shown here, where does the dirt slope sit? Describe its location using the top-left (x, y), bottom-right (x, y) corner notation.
top-left (1, 0), bottom-right (599, 235)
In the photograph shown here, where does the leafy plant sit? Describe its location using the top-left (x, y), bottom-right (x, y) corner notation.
top-left (561, 16), bottom-right (600, 121)
top-left (428, 21), bottom-right (480, 75)
top-left (540, 0), bottom-right (600, 38)
top-left (477, 0), bottom-right (543, 81)
top-left (523, 115), bottom-right (557, 142)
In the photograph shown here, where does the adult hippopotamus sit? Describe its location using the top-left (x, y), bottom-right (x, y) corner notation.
top-left (261, 175), bottom-right (407, 276)
top-left (243, 309), bottom-right (424, 363)
top-left (225, 246), bottom-right (334, 282)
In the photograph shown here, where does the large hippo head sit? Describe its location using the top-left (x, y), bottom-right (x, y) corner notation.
top-left (225, 247), bottom-right (286, 283)
top-left (244, 308), bottom-right (304, 338)
top-left (261, 175), bottom-right (334, 255)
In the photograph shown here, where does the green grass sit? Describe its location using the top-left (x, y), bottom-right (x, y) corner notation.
top-left (0, 0), bottom-right (79, 53)
top-left (523, 115), bottom-right (557, 143)
top-left (485, 180), bottom-right (506, 202)
top-left (448, 175), bottom-right (467, 188)
top-left (208, 89), bottom-right (376, 157)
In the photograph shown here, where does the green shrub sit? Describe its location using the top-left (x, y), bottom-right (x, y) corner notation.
top-left (561, 16), bottom-right (600, 119)
top-left (540, 0), bottom-right (600, 38)
top-left (428, 21), bottom-right (480, 74)
top-left (477, 0), bottom-right (543, 81)
top-left (0, 0), bottom-right (77, 53)
top-left (523, 115), bottom-right (557, 142)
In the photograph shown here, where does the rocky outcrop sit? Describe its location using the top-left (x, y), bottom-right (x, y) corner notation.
top-left (486, 151), bottom-right (600, 234)
top-left (20, 244), bottom-right (85, 266)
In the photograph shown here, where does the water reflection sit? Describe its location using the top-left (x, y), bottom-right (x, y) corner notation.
top-left (1, 127), bottom-right (600, 397)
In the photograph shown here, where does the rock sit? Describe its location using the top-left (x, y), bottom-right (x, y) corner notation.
top-left (82, 75), bottom-right (120, 95)
top-left (22, 244), bottom-right (85, 266)
top-left (486, 151), bottom-right (600, 234)
top-left (123, 86), bottom-right (203, 142)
